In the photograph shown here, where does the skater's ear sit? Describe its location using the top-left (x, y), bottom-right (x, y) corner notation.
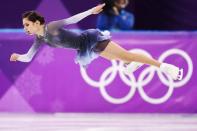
top-left (35, 20), bottom-right (41, 25)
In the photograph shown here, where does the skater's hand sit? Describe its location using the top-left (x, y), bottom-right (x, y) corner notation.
top-left (92, 3), bottom-right (105, 14)
top-left (10, 53), bottom-right (20, 62)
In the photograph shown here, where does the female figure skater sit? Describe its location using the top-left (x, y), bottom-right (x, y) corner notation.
top-left (10, 4), bottom-right (183, 80)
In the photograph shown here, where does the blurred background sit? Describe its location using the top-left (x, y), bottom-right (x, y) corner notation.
top-left (1, 0), bottom-right (197, 30)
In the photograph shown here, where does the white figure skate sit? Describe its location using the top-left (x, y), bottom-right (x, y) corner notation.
top-left (160, 63), bottom-right (183, 80)
top-left (123, 62), bottom-right (144, 75)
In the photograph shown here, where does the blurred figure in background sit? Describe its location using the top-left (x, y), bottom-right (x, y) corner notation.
top-left (97, 0), bottom-right (134, 31)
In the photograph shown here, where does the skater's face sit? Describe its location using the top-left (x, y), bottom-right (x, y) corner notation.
top-left (23, 18), bottom-right (41, 35)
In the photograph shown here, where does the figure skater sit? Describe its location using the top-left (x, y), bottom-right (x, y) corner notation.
top-left (10, 4), bottom-right (183, 80)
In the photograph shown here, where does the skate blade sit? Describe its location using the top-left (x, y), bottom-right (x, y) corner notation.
top-left (177, 68), bottom-right (183, 80)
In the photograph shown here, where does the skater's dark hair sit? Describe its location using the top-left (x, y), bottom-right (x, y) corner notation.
top-left (22, 11), bottom-right (45, 25)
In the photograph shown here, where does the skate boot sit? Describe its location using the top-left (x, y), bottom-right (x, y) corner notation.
top-left (160, 63), bottom-right (183, 80)
top-left (123, 62), bottom-right (144, 75)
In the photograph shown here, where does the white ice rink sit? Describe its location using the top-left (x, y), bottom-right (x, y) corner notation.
top-left (0, 113), bottom-right (196, 131)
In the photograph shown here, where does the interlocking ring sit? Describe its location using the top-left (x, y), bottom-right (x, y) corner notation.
top-left (80, 48), bottom-right (193, 104)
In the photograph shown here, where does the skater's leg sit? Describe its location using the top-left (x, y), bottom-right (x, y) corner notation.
top-left (100, 41), bottom-right (161, 67)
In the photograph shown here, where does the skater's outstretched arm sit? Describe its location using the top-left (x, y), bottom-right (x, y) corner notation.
top-left (47, 3), bottom-right (105, 30)
top-left (10, 38), bottom-right (42, 62)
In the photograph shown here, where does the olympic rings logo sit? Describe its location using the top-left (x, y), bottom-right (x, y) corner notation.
top-left (80, 48), bottom-right (193, 104)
